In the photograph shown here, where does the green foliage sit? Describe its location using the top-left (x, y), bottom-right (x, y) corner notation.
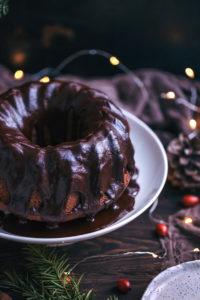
top-left (0, 0), bottom-right (9, 18)
top-left (0, 244), bottom-right (119, 300)
top-left (107, 296), bottom-right (119, 300)
top-left (0, 244), bottom-right (118, 300)
top-left (0, 244), bottom-right (93, 300)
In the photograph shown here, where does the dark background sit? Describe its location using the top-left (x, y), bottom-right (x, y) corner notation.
top-left (0, 0), bottom-right (200, 77)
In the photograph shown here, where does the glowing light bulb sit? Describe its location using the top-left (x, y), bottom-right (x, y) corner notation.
top-left (193, 248), bottom-right (200, 252)
top-left (185, 67), bottom-right (195, 79)
top-left (165, 91), bottom-right (176, 99)
top-left (189, 119), bottom-right (197, 130)
top-left (183, 217), bottom-right (193, 224)
top-left (110, 56), bottom-right (120, 66)
top-left (14, 70), bottom-right (24, 80)
top-left (40, 76), bottom-right (50, 83)
top-left (151, 253), bottom-right (158, 258)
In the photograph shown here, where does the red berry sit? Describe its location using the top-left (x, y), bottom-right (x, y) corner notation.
top-left (156, 223), bottom-right (168, 236)
top-left (182, 195), bottom-right (199, 207)
top-left (117, 278), bottom-right (131, 293)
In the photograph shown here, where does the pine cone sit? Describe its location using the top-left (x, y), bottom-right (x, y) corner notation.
top-left (167, 133), bottom-right (200, 189)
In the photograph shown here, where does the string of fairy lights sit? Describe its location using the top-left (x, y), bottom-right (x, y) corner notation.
top-left (13, 49), bottom-right (199, 133)
top-left (162, 67), bottom-right (199, 132)
top-left (13, 49), bottom-right (200, 146)
top-left (69, 248), bottom-right (200, 273)
top-left (11, 49), bottom-right (200, 261)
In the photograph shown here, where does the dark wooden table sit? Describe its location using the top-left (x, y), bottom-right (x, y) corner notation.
top-left (0, 184), bottom-right (184, 300)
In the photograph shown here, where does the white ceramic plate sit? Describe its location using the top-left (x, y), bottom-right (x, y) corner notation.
top-left (142, 260), bottom-right (200, 300)
top-left (0, 109), bottom-right (168, 245)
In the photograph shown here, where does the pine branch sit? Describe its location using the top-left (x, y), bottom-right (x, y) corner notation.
top-left (107, 296), bottom-right (119, 300)
top-left (2, 271), bottom-right (43, 299)
top-left (0, 0), bottom-right (9, 18)
top-left (0, 244), bottom-right (119, 299)
top-left (0, 244), bottom-right (93, 300)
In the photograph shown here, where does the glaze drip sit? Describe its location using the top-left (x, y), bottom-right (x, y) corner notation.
top-left (0, 81), bottom-right (139, 223)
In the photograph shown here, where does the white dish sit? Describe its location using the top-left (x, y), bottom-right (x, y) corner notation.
top-left (0, 109), bottom-right (168, 245)
top-left (142, 260), bottom-right (200, 300)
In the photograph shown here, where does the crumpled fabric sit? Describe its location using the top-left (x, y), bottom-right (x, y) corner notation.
top-left (160, 204), bottom-right (200, 269)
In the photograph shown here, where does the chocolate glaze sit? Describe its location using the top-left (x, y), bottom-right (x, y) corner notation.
top-left (0, 81), bottom-right (138, 223)
top-left (0, 178), bottom-right (139, 238)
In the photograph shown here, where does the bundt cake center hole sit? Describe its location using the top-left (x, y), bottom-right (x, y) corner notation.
top-left (26, 109), bottom-right (82, 147)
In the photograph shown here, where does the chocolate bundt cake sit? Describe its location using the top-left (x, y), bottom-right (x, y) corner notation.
top-left (0, 81), bottom-right (138, 223)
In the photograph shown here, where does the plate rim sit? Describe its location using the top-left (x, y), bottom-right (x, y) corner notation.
top-left (142, 260), bottom-right (200, 299)
top-left (0, 109), bottom-right (168, 244)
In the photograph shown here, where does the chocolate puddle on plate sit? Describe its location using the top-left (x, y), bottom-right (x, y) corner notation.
top-left (0, 180), bottom-right (139, 238)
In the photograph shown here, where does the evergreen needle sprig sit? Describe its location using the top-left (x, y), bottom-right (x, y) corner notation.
top-left (0, 244), bottom-right (93, 300)
top-left (0, 244), bottom-right (118, 300)
top-left (0, 0), bottom-right (9, 18)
